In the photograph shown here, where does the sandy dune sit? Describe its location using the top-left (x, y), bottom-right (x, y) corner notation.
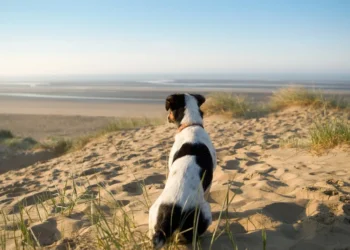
top-left (1, 107), bottom-right (350, 249)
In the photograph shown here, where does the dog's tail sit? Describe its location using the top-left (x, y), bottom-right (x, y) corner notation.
top-left (152, 203), bottom-right (181, 249)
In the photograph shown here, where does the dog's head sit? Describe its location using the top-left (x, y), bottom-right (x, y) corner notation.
top-left (165, 93), bottom-right (205, 126)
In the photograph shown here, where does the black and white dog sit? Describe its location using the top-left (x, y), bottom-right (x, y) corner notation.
top-left (149, 93), bottom-right (216, 248)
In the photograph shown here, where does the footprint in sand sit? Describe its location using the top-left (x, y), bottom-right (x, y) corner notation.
top-left (262, 202), bottom-right (305, 224)
top-left (245, 152), bottom-right (261, 158)
top-left (245, 160), bottom-right (264, 167)
top-left (107, 179), bottom-right (120, 186)
top-left (82, 152), bottom-right (99, 162)
top-left (323, 190), bottom-right (339, 196)
top-left (122, 174), bottom-right (166, 195)
top-left (9, 190), bottom-right (56, 214)
top-left (122, 181), bottom-right (143, 195)
top-left (117, 153), bottom-right (139, 161)
top-left (143, 174), bottom-right (166, 185)
top-left (4, 186), bottom-right (27, 198)
top-left (222, 159), bottom-right (240, 170)
top-left (133, 158), bottom-right (154, 168)
top-left (80, 167), bottom-right (104, 176)
top-left (101, 169), bottom-right (121, 179)
top-left (115, 199), bottom-right (130, 207)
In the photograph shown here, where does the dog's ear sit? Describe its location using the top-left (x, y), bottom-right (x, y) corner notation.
top-left (165, 95), bottom-right (175, 111)
top-left (191, 94), bottom-right (206, 107)
top-left (166, 94), bottom-right (187, 111)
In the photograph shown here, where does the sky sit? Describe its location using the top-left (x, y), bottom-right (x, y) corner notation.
top-left (0, 0), bottom-right (349, 79)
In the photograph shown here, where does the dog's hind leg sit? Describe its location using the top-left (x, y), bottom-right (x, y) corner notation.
top-left (180, 204), bottom-right (211, 243)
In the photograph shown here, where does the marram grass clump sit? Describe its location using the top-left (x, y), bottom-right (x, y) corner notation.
top-left (102, 117), bottom-right (164, 133)
top-left (269, 87), bottom-right (348, 111)
top-left (202, 93), bottom-right (251, 117)
top-left (310, 119), bottom-right (350, 151)
top-left (0, 129), bottom-right (14, 140)
top-left (0, 129), bottom-right (38, 151)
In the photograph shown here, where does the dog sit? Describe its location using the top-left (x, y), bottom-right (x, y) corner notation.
top-left (148, 93), bottom-right (216, 249)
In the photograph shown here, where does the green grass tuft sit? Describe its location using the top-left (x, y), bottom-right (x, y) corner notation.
top-left (40, 138), bottom-right (73, 155)
top-left (310, 119), bottom-right (350, 151)
top-left (0, 130), bottom-right (14, 140)
top-left (0, 130), bottom-right (39, 151)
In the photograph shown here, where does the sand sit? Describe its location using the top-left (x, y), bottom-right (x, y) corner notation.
top-left (1, 107), bottom-right (350, 249)
top-left (0, 97), bottom-right (164, 118)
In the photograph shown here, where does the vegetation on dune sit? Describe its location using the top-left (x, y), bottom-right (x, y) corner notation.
top-left (310, 119), bottom-right (350, 151)
top-left (3, 137), bottom-right (38, 151)
top-left (1, 87), bottom-right (348, 155)
top-left (0, 130), bottom-right (38, 151)
top-left (102, 117), bottom-right (164, 133)
top-left (202, 87), bottom-right (348, 119)
top-left (204, 87), bottom-right (349, 152)
top-left (202, 93), bottom-right (252, 118)
top-left (269, 86), bottom-right (349, 110)
top-left (279, 119), bottom-right (350, 152)
top-left (39, 117), bottom-right (165, 155)
top-left (1, 117), bottom-right (164, 155)
top-left (0, 130), bottom-right (14, 140)
top-left (0, 176), bottom-right (241, 250)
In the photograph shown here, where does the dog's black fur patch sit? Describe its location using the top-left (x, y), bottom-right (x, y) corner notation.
top-left (172, 143), bottom-right (213, 192)
top-left (154, 203), bottom-right (210, 243)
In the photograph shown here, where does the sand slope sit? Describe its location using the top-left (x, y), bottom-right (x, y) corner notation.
top-left (1, 108), bottom-right (350, 250)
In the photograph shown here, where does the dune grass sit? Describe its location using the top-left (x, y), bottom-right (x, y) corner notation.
top-left (202, 87), bottom-right (348, 119)
top-left (0, 117), bottom-right (164, 156)
top-left (0, 174), bottom-right (246, 250)
top-left (202, 93), bottom-right (252, 118)
top-left (0, 130), bottom-right (14, 140)
top-left (102, 117), bottom-right (164, 133)
top-left (280, 119), bottom-right (350, 152)
top-left (310, 119), bottom-right (350, 151)
top-left (39, 117), bottom-right (164, 155)
top-left (2, 137), bottom-right (38, 151)
top-left (269, 86), bottom-right (348, 111)
top-left (0, 130), bottom-right (38, 151)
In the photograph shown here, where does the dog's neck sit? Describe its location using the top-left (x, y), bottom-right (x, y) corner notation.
top-left (177, 123), bottom-right (203, 133)
top-left (179, 95), bottom-right (203, 125)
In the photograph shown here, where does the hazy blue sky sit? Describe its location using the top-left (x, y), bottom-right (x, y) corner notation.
top-left (1, 0), bottom-right (349, 77)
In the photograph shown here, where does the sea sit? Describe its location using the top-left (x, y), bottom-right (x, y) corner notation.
top-left (0, 75), bottom-right (350, 104)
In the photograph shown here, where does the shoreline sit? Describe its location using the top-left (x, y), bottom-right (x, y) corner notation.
top-left (1, 87), bottom-right (349, 140)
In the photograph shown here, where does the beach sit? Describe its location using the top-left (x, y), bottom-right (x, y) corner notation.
top-left (1, 80), bottom-right (349, 139)
top-left (0, 105), bottom-right (350, 249)
top-left (0, 82), bottom-right (350, 249)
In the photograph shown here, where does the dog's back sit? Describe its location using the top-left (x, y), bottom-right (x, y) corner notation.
top-left (170, 126), bottom-right (216, 191)
top-left (149, 94), bottom-right (216, 249)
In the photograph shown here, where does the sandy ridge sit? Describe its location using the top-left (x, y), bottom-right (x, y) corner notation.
top-left (1, 107), bottom-right (350, 249)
